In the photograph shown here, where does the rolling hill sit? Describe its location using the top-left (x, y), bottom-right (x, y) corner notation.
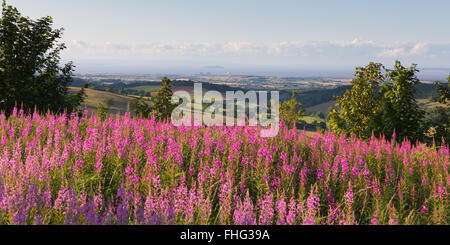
top-left (69, 87), bottom-right (135, 115)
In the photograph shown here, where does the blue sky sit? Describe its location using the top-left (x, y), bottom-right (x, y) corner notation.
top-left (7, 0), bottom-right (450, 76)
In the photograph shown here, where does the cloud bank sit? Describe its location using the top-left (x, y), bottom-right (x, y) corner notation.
top-left (65, 39), bottom-right (450, 67)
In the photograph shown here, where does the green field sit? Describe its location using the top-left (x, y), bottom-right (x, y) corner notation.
top-left (69, 87), bottom-right (135, 115)
top-left (306, 100), bottom-right (335, 114)
top-left (301, 115), bottom-right (326, 124)
top-left (417, 98), bottom-right (446, 109)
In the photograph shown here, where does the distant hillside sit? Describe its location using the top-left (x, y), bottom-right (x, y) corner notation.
top-left (306, 101), bottom-right (336, 115)
top-left (74, 79), bottom-right (249, 98)
top-left (287, 86), bottom-right (352, 108)
top-left (300, 83), bottom-right (441, 113)
top-left (69, 87), bottom-right (134, 115)
top-left (71, 77), bottom-right (443, 116)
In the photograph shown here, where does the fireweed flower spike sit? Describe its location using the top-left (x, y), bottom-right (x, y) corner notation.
top-left (0, 108), bottom-right (447, 225)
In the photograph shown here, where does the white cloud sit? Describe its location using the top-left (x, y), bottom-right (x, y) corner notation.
top-left (350, 38), bottom-right (376, 47)
top-left (409, 43), bottom-right (429, 55)
top-left (377, 48), bottom-right (408, 57)
top-left (64, 39), bottom-right (450, 66)
top-left (376, 42), bottom-right (433, 57)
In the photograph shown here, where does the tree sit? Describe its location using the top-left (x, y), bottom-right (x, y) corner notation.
top-left (328, 62), bottom-right (384, 138)
top-left (133, 97), bottom-right (153, 118)
top-left (316, 111), bottom-right (325, 119)
top-left (371, 61), bottom-right (425, 142)
top-left (280, 91), bottom-right (305, 127)
top-left (152, 77), bottom-right (178, 120)
top-left (133, 77), bottom-right (178, 120)
top-left (0, 1), bottom-right (85, 116)
top-left (426, 76), bottom-right (450, 145)
top-left (329, 61), bottom-right (425, 143)
top-left (436, 75), bottom-right (450, 103)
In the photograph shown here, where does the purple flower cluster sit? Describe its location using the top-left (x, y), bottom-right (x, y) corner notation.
top-left (0, 109), bottom-right (448, 225)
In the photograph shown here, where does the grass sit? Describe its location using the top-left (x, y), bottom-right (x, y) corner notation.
top-left (306, 100), bottom-right (335, 115)
top-left (301, 115), bottom-right (326, 124)
top-left (417, 98), bottom-right (446, 109)
top-left (69, 87), bottom-right (135, 115)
